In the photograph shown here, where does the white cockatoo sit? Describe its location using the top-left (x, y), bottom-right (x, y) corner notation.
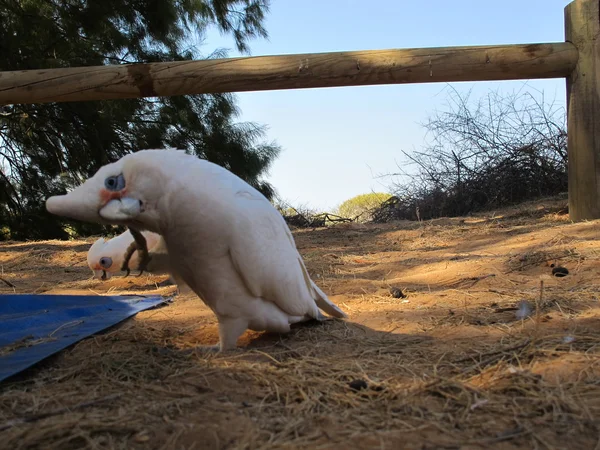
top-left (87, 228), bottom-right (163, 280)
top-left (45, 149), bottom-right (347, 351)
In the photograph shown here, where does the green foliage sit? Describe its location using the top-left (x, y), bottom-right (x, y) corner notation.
top-left (337, 192), bottom-right (393, 222)
top-left (0, 0), bottom-right (280, 240)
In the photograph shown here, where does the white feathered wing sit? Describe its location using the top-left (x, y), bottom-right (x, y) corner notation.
top-left (227, 189), bottom-right (346, 323)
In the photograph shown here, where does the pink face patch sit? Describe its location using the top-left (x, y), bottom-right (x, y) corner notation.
top-left (99, 188), bottom-right (127, 206)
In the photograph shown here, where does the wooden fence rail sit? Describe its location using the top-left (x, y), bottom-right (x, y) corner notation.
top-left (0, 43), bottom-right (577, 105)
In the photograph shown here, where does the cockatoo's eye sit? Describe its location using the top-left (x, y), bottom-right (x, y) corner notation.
top-left (99, 256), bottom-right (113, 268)
top-left (104, 174), bottom-right (125, 191)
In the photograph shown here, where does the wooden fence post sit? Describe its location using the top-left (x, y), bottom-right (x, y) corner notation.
top-left (565, 0), bottom-right (600, 221)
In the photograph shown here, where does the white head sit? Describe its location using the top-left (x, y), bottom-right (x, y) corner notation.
top-left (87, 237), bottom-right (113, 280)
top-left (86, 229), bottom-right (163, 280)
top-left (86, 232), bottom-right (137, 280)
top-left (45, 150), bottom-right (179, 229)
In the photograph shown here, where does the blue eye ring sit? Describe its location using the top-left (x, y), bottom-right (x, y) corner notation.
top-left (104, 174), bottom-right (125, 191)
top-left (99, 257), bottom-right (113, 269)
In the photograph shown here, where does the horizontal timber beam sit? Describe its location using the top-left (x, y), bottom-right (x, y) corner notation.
top-left (0, 42), bottom-right (578, 106)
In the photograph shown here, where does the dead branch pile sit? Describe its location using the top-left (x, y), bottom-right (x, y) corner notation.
top-left (276, 202), bottom-right (353, 228)
top-left (375, 89), bottom-right (567, 222)
top-left (283, 212), bottom-right (353, 228)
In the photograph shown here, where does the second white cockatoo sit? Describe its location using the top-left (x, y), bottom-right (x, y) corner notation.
top-left (87, 228), bottom-right (163, 280)
top-left (45, 149), bottom-right (347, 352)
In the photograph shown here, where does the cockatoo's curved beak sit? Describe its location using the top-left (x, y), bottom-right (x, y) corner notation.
top-left (46, 190), bottom-right (102, 223)
top-left (46, 184), bottom-right (142, 223)
top-left (92, 269), bottom-right (110, 280)
top-left (99, 198), bottom-right (142, 221)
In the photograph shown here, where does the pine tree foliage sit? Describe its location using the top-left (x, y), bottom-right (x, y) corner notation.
top-left (0, 0), bottom-right (280, 239)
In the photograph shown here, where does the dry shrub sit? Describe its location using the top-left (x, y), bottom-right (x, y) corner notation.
top-left (275, 200), bottom-right (352, 229)
top-left (374, 88), bottom-right (567, 223)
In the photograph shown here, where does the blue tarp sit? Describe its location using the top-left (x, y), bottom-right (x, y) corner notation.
top-left (0, 294), bottom-right (167, 382)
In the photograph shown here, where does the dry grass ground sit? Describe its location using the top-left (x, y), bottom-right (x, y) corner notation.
top-left (1, 195), bottom-right (599, 449)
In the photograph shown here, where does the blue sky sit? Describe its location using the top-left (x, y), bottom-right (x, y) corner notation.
top-left (203, 1), bottom-right (571, 211)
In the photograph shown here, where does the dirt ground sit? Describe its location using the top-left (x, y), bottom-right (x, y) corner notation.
top-left (1, 195), bottom-right (600, 450)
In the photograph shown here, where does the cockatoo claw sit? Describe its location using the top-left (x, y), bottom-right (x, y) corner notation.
top-left (121, 227), bottom-right (151, 276)
top-left (121, 240), bottom-right (138, 276)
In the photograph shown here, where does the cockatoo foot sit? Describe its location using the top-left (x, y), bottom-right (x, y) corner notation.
top-left (121, 227), bottom-right (151, 276)
top-left (120, 240), bottom-right (138, 276)
top-left (178, 318), bottom-right (248, 356)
